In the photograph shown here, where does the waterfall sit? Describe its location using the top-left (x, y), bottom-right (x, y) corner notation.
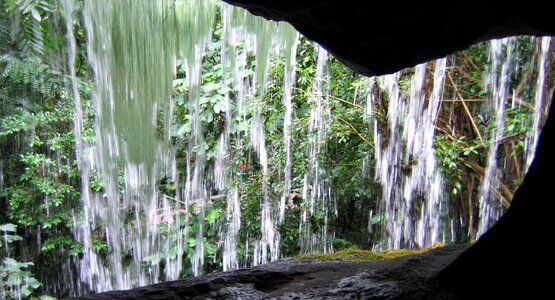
top-left (217, 4), bottom-right (299, 266)
top-left (248, 17), bottom-right (277, 266)
top-left (66, 0), bottom-right (302, 292)
top-left (476, 36), bottom-right (553, 236)
top-left (525, 37), bottom-right (552, 171)
top-left (50, 0), bottom-right (553, 296)
top-left (367, 37), bottom-right (552, 246)
top-left (74, 0), bottom-right (217, 291)
top-left (279, 29), bottom-right (299, 225)
top-left (61, 0), bottom-right (94, 294)
top-left (372, 60), bottom-right (447, 250)
top-left (214, 4), bottom-right (237, 200)
top-left (218, 4), bottom-right (243, 272)
top-left (412, 59), bottom-right (447, 247)
top-left (477, 38), bottom-right (517, 236)
top-left (299, 45), bottom-right (335, 254)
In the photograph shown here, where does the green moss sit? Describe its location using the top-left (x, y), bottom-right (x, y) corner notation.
top-left (294, 243), bottom-right (443, 262)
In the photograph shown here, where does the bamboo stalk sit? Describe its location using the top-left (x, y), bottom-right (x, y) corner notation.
top-left (459, 51), bottom-right (481, 73)
top-left (328, 93), bottom-right (367, 111)
top-left (515, 41), bottom-right (539, 98)
top-left (292, 87), bottom-right (386, 119)
top-left (449, 65), bottom-right (482, 86)
top-left (473, 133), bottom-right (526, 150)
top-left (445, 82), bottom-right (482, 98)
top-left (509, 96), bottom-right (535, 110)
top-left (441, 96), bottom-right (536, 109)
top-left (336, 116), bottom-right (374, 149)
top-left (467, 176), bottom-right (474, 240)
top-left (321, 163), bottom-right (364, 167)
top-left (436, 118), bottom-right (454, 133)
top-left (441, 99), bottom-right (485, 102)
top-left (510, 141), bottom-right (521, 181)
top-left (447, 72), bottom-right (485, 146)
top-left (491, 189), bottom-right (509, 208)
top-left (434, 125), bottom-right (455, 138)
top-left (466, 161), bottom-right (512, 208)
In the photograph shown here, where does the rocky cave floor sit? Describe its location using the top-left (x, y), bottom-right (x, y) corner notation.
top-left (73, 244), bottom-right (468, 300)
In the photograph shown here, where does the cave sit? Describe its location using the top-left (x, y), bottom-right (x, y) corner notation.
top-left (69, 1), bottom-right (555, 299)
top-left (219, 0), bottom-right (555, 298)
top-left (1, 0), bottom-right (550, 298)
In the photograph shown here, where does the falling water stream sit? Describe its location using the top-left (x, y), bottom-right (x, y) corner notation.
top-left (300, 45), bottom-right (335, 254)
top-left (78, 0), bottom-right (180, 291)
top-left (64, 0), bottom-right (301, 294)
top-left (525, 37), bottom-right (552, 171)
top-left (477, 36), bottom-right (552, 236)
top-left (50, 0), bottom-right (554, 296)
top-left (370, 59), bottom-right (446, 249)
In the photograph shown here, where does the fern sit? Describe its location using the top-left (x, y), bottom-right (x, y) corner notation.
top-left (3, 0), bottom-right (53, 58)
top-left (1, 55), bottom-right (64, 100)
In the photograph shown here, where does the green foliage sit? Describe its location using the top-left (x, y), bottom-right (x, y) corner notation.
top-left (504, 107), bottom-right (533, 154)
top-left (1, 258), bottom-right (41, 299)
top-left (144, 203), bottom-right (223, 277)
top-left (434, 134), bottom-right (478, 195)
top-left (41, 234), bottom-right (83, 256)
top-left (0, 6), bottom-right (93, 291)
top-left (89, 171), bottom-right (104, 192)
top-left (2, 0), bottom-right (53, 57)
top-left (0, 224), bottom-right (54, 299)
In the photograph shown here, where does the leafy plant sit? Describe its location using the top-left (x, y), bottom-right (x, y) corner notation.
top-left (1, 224), bottom-right (55, 299)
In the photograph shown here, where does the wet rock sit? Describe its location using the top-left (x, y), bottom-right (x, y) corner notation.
top-left (330, 271), bottom-right (399, 299)
top-left (74, 245), bottom-right (467, 300)
top-left (195, 283), bottom-right (266, 300)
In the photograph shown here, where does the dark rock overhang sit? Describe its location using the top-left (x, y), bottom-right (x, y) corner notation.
top-left (223, 0), bottom-right (555, 76)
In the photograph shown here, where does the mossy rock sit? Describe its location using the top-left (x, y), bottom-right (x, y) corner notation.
top-left (294, 242), bottom-right (444, 262)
